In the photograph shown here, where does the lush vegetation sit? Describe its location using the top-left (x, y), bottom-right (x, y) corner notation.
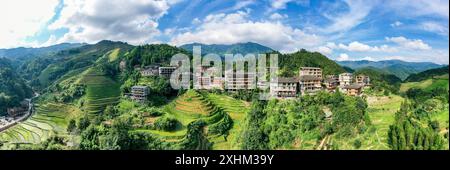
top-left (337, 60), bottom-right (443, 80)
top-left (279, 49), bottom-right (346, 77)
top-left (354, 67), bottom-right (402, 95)
top-left (387, 67), bottom-right (449, 150)
top-left (125, 44), bottom-right (189, 68)
top-left (404, 66), bottom-right (449, 82)
top-left (2, 41), bottom-right (447, 151)
top-left (0, 58), bottom-right (33, 115)
top-left (240, 91), bottom-right (370, 150)
top-left (180, 42), bottom-right (274, 56)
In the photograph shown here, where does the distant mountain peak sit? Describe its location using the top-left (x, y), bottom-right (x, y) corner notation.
top-left (179, 42), bottom-right (274, 55)
top-left (337, 59), bottom-right (444, 80)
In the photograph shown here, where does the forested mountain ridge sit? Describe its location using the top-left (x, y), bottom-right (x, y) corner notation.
top-left (125, 44), bottom-right (191, 68)
top-left (180, 42), bottom-right (274, 56)
top-left (405, 66), bottom-right (449, 82)
top-left (337, 60), bottom-right (444, 80)
top-left (20, 40), bottom-right (133, 89)
top-left (0, 58), bottom-right (33, 115)
top-left (0, 43), bottom-right (84, 65)
top-left (280, 49), bottom-right (346, 77)
top-left (354, 67), bottom-right (402, 94)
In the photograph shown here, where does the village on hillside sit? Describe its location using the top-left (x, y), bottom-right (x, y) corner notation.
top-left (0, 100), bottom-right (32, 132)
top-left (126, 62), bottom-right (371, 103)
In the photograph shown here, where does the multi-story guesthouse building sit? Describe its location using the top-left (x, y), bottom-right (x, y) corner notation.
top-left (159, 67), bottom-right (177, 78)
top-left (339, 73), bottom-right (353, 87)
top-left (356, 75), bottom-right (371, 86)
top-left (299, 67), bottom-right (323, 95)
top-left (300, 67), bottom-right (323, 79)
top-left (324, 75), bottom-right (340, 92)
top-left (342, 84), bottom-right (364, 96)
top-left (131, 86), bottom-right (150, 103)
top-left (299, 75), bottom-right (323, 95)
top-left (140, 65), bottom-right (160, 77)
top-left (224, 70), bottom-right (256, 91)
top-left (194, 66), bottom-right (224, 90)
top-left (270, 77), bottom-right (299, 99)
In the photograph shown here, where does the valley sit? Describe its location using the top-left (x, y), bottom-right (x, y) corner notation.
top-left (0, 41), bottom-right (448, 150)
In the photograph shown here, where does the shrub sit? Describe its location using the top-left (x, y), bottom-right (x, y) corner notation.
top-left (154, 117), bottom-right (180, 132)
top-left (353, 139), bottom-right (362, 149)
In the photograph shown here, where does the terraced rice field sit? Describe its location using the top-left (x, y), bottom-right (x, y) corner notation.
top-left (133, 90), bottom-right (249, 149)
top-left (205, 93), bottom-right (249, 149)
top-left (400, 75), bottom-right (449, 93)
top-left (0, 103), bottom-right (81, 144)
top-left (333, 95), bottom-right (404, 150)
top-left (77, 67), bottom-right (121, 114)
top-left (108, 48), bottom-right (121, 62)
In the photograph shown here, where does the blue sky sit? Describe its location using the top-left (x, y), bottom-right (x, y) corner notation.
top-left (0, 0), bottom-right (448, 64)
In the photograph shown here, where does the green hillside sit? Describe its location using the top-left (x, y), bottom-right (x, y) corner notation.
top-left (0, 102), bottom-right (82, 145)
top-left (112, 90), bottom-right (248, 150)
top-left (279, 49), bottom-right (346, 77)
top-left (404, 66), bottom-right (449, 82)
top-left (337, 60), bottom-right (444, 80)
top-left (180, 42), bottom-right (274, 56)
top-left (125, 44), bottom-right (190, 68)
top-left (21, 41), bottom-right (132, 89)
top-left (0, 58), bottom-right (33, 115)
top-left (354, 67), bottom-right (402, 94)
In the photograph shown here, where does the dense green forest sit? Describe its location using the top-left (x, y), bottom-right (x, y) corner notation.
top-left (125, 44), bottom-right (190, 68)
top-left (240, 92), bottom-right (369, 150)
top-left (354, 67), bottom-right (403, 94)
top-left (279, 49), bottom-right (346, 77)
top-left (405, 66), bottom-right (449, 82)
top-left (0, 58), bottom-right (33, 115)
top-left (180, 42), bottom-right (274, 56)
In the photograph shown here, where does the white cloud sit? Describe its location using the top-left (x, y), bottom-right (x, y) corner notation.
top-left (315, 46), bottom-right (333, 55)
top-left (269, 13), bottom-right (288, 20)
top-left (337, 53), bottom-right (349, 61)
top-left (390, 21), bottom-right (403, 27)
top-left (328, 41), bottom-right (397, 52)
top-left (386, 36), bottom-right (431, 50)
top-left (0, 0), bottom-right (59, 48)
top-left (192, 18), bottom-right (202, 24)
top-left (420, 22), bottom-right (449, 36)
top-left (170, 11), bottom-right (322, 53)
top-left (387, 0), bottom-right (449, 19)
top-left (361, 56), bottom-right (375, 61)
top-left (49, 0), bottom-right (175, 45)
top-left (232, 0), bottom-right (256, 10)
top-left (270, 0), bottom-right (309, 10)
top-left (320, 0), bottom-right (378, 33)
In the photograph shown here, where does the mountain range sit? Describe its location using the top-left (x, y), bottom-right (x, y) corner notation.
top-left (179, 42), bottom-right (274, 56)
top-left (337, 60), bottom-right (445, 80)
top-left (0, 43), bottom-right (85, 63)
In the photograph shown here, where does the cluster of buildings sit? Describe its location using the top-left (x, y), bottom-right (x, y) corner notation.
top-left (138, 64), bottom-right (178, 78)
top-left (127, 64), bottom-right (371, 102)
top-left (1, 101), bottom-right (30, 132)
top-left (6, 101), bottom-right (29, 118)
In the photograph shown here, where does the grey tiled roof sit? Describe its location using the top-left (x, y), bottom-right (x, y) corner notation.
top-left (299, 75), bottom-right (322, 81)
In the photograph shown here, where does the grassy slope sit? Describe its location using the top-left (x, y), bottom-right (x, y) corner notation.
top-left (333, 95), bottom-right (404, 150)
top-left (0, 102), bottom-right (82, 145)
top-left (400, 74), bottom-right (449, 93)
top-left (76, 49), bottom-right (122, 114)
top-left (125, 90), bottom-right (249, 149)
top-left (1, 48), bottom-right (123, 147)
top-left (205, 93), bottom-right (249, 150)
